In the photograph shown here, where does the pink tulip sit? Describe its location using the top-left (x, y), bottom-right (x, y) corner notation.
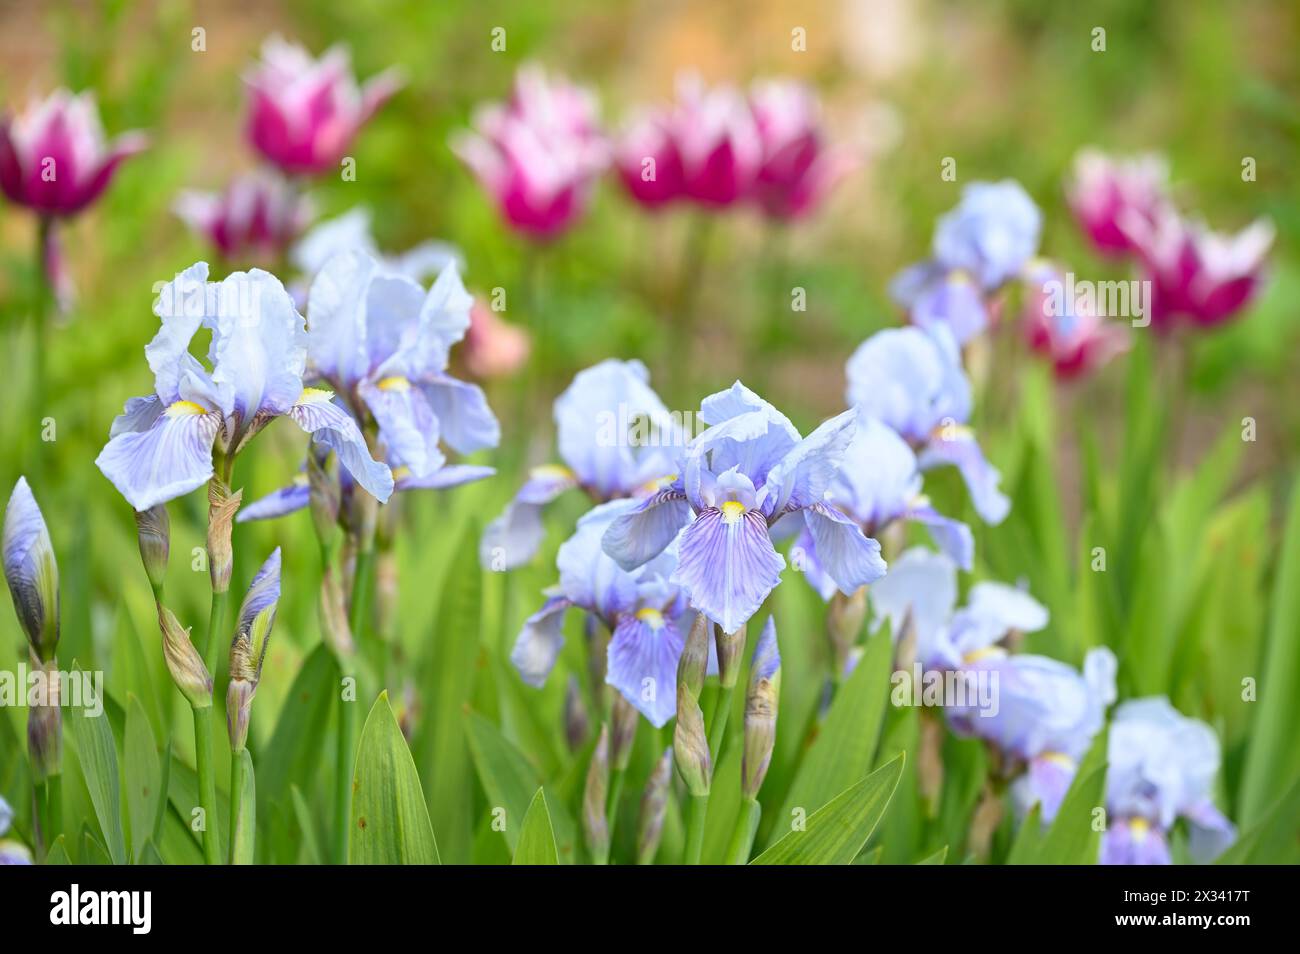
top-left (175, 171), bottom-right (313, 263)
top-left (452, 65), bottom-right (608, 239)
top-left (1120, 205), bottom-right (1273, 329)
top-left (749, 79), bottom-right (857, 220)
top-left (1066, 149), bottom-right (1168, 258)
top-left (464, 297), bottom-right (531, 379)
top-left (245, 37), bottom-right (401, 177)
top-left (615, 74), bottom-right (761, 209)
top-left (1022, 261), bottom-right (1129, 379)
top-left (0, 89), bottom-right (145, 216)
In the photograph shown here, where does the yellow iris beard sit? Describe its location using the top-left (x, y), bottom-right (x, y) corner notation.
top-left (376, 376), bottom-right (411, 392)
top-left (635, 607), bottom-right (665, 629)
top-left (166, 399), bottom-right (209, 417)
top-left (721, 500), bottom-right (747, 523)
top-left (297, 387), bottom-right (334, 403)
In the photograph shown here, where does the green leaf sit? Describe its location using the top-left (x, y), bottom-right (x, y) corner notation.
top-left (772, 621), bottom-right (891, 846)
top-left (465, 710), bottom-right (541, 853)
top-left (290, 785), bottom-right (324, 865)
top-left (916, 845), bottom-right (948, 865)
top-left (1239, 476), bottom-right (1300, 828)
top-left (1216, 774), bottom-right (1300, 864)
top-left (139, 839), bottom-right (165, 865)
top-left (44, 834), bottom-right (71, 865)
top-left (512, 788), bottom-right (559, 865)
top-left (1005, 803), bottom-right (1044, 865)
top-left (231, 749), bottom-right (256, 865)
top-left (752, 754), bottom-right (904, 865)
top-left (1036, 729), bottom-right (1108, 865)
top-left (412, 520), bottom-right (483, 863)
top-left (257, 643), bottom-right (340, 808)
top-left (123, 694), bottom-right (160, 863)
top-left (350, 691), bottom-right (441, 864)
top-left (81, 828), bottom-right (112, 865)
top-left (67, 665), bottom-right (126, 865)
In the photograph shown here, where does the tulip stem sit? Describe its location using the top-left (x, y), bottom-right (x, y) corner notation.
top-left (227, 748), bottom-right (245, 864)
top-left (724, 797), bottom-right (762, 865)
top-left (191, 705), bottom-right (222, 865)
top-left (32, 216), bottom-right (52, 484)
top-left (683, 793), bottom-right (709, 865)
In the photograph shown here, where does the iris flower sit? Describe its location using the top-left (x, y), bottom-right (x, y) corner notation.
top-left (481, 359), bottom-right (680, 569)
top-left (239, 249), bottom-right (498, 521)
top-left (602, 382), bottom-right (886, 635)
top-left (512, 499), bottom-right (690, 727)
top-left (1102, 698), bottom-right (1235, 865)
top-left (846, 325), bottom-right (1009, 524)
top-left (890, 180), bottom-right (1042, 345)
top-left (795, 416), bottom-right (972, 601)
top-left (96, 262), bottom-right (392, 512)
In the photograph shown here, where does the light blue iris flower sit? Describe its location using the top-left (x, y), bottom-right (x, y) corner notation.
top-left (794, 416), bottom-right (973, 600)
top-left (846, 325), bottom-right (1009, 524)
top-left (1101, 698), bottom-right (1235, 865)
top-left (511, 499), bottom-right (690, 727)
top-left (96, 262), bottom-right (393, 512)
top-left (601, 382), bottom-right (886, 635)
top-left (891, 180), bottom-right (1041, 345)
top-left (239, 249), bottom-right (498, 521)
top-left (481, 359), bottom-right (680, 569)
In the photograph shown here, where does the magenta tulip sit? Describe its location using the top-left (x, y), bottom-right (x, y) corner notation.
top-left (245, 37), bottom-right (401, 177)
top-left (0, 89), bottom-right (145, 217)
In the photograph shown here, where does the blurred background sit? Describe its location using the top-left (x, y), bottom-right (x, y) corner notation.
top-left (0, 0), bottom-right (1297, 862)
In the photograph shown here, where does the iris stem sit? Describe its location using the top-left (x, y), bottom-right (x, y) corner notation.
top-left (683, 793), bottom-right (708, 865)
top-left (191, 705), bottom-right (221, 865)
top-left (706, 684), bottom-right (734, 761)
top-left (36, 773), bottom-right (61, 856)
top-left (724, 797), bottom-right (762, 865)
top-left (605, 766), bottom-right (626, 852)
top-left (228, 747), bottom-right (245, 864)
top-left (333, 539), bottom-right (373, 865)
top-left (199, 589), bottom-right (229, 681)
top-left (333, 654), bottom-right (357, 866)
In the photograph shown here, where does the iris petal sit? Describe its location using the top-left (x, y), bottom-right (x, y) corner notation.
top-left (606, 612), bottom-right (682, 727)
top-left (672, 505), bottom-right (784, 634)
top-left (419, 373), bottom-right (500, 454)
top-left (95, 403), bottom-right (220, 511)
top-left (288, 390), bottom-right (393, 503)
top-left (802, 502), bottom-right (887, 596)
top-left (510, 596), bottom-right (571, 687)
top-left (601, 486), bottom-right (691, 572)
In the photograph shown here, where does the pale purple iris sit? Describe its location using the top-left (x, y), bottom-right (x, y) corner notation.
top-left (480, 359), bottom-right (679, 569)
top-left (846, 325), bottom-right (1009, 524)
top-left (511, 499), bottom-right (689, 727)
top-left (96, 262), bottom-right (392, 512)
top-left (953, 646), bottom-right (1115, 824)
top-left (239, 248), bottom-right (497, 521)
top-left (795, 416), bottom-right (972, 600)
top-left (0, 795), bottom-right (32, 865)
top-left (1101, 698), bottom-right (1235, 865)
top-left (891, 180), bottom-right (1041, 344)
top-left (602, 382), bottom-right (886, 634)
